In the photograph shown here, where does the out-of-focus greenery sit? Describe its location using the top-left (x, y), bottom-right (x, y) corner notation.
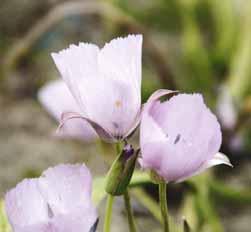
top-left (106, 0), bottom-right (251, 155)
top-left (0, 201), bottom-right (11, 232)
top-left (108, 0), bottom-right (251, 107)
top-left (2, 0), bottom-right (251, 118)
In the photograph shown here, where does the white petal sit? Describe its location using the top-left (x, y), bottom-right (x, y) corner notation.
top-left (51, 43), bottom-right (100, 113)
top-left (140, 91), bottom-right (224, 182)
top-left (4, 179), bottom-right (48, 230)
top-left (176, 152), bottom-right (232, 182)
top-left (140, 88), bottom-right (178, 146)
top-left (38, 80), bottom-right (97, 141)
top-left (84, 79), bottom-right (141, 138)
top-left (52, 208), bottom-right (97, 232)
top-left (152, 94), bottom-right (222, 180)
top-left (124, 108), bottom-right (142, 138)
top-left (87, 35), bottom-right (143, 137)
top-left (51, 35), bottom-right (143, 138)
top-left (16, 223), bottom-right (51, 232)
top-left (140, 104), bottom-right (167, 146)
top-left (202, 152), bottom-right (233, 168)
top-left (99, 34), bottom-right (142, 95)
top-left (38, 164), bottom-right (94, 216)
top-left (38, 79), bottom-right (80, 120)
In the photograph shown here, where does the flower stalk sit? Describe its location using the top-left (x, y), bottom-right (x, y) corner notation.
top-left (159, 182), bottom-right (169, 232)
top-left (123, 190), bottom-right (137, 232)
top-left (104, 141), bottom-right (138, 232)
top-left (103, 194), bottom-right (114, 232)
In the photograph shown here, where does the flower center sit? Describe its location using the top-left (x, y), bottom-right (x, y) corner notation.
top-left (115, 100), bottom-right (122, 108)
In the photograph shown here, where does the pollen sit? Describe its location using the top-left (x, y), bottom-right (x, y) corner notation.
top-left (115, 100), bottom-right (122, 108)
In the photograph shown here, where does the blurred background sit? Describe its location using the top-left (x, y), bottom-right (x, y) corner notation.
top-left (0, 0), bottom-right (251, 231)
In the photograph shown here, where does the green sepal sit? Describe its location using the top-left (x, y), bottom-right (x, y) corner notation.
top-left (150, 170), bottom-right (165, 184)
top-left (105, 145), bottom-right (139, 196)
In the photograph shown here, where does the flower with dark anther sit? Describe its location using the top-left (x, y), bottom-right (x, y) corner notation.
top-left (38, 79), bottom-right (97, 142)
top-left (51, 35), bottom-right (142, 143)
top-left (5, 164), bottom-right (98, 232)
top-left (139, 90), bottom-right (233, 183)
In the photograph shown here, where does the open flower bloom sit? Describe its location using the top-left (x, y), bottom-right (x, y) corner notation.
top-left (139, 90), bottom-right (232, 182)
top-left (5, 164), bottom-right (98, 232)
top-left (38, 79), bottom-right (97, 142)
top-left (51, 34), bottom-right (143, 142)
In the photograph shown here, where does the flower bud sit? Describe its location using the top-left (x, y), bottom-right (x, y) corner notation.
top-left (105, 144), bottom-right (138, 196)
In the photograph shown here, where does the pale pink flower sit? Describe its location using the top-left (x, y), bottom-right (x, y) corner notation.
top-left (51, 35), bottom-right (143, 142)
top-left (38, 79), bottom-right (97, 142)
top-left (139, 90), bottom-right (232, 182)
top-left (5, 164), bottom-right (97, 232)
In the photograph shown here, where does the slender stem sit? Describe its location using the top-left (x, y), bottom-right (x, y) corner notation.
top-left (103, 142), bottom-right (122, 232)
top-left (123, 190), bottom-right (137, 232)
top-left (115, 141), bottom-right (123, 155)
top-left (116, 141), bottom-right (137, 232)
top-left (159, 182), bottom-right (169, 232)
top-left (103, 194), bottom-right (114, 232)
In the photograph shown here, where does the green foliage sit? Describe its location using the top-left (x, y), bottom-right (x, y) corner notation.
top-left (108, 0), bottom-right (182, 33)
top-left (0, 200), bottom-right (11, 232)
top-left (92, 170), bottom-right (151, 205)
top-left (228, 1), bottom-right (251, 101)
top-left (210, 179), bottom-right (251, 205)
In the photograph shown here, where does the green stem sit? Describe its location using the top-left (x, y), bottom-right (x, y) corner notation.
top-left (123, 190), bottom-right (137, 232)
top-left (103, 194), bottom-right (114, 232)
top-left (116, 141), bottom-right (123, 155)
top-left (132, 188), bottom-right (162, 222)
top-left (117, 141), bottom-right (137, 231)
top-left (159, 182), bottom-right (169, 232)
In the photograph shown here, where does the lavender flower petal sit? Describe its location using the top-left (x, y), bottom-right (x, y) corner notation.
top-left (5, 164), bottom-right (97, 232)
top-left (38, 79), bottom-right (97, 142)
top-left (176, 152), bottom-right (233, 182)
top-left (5, 179), bottom-right (48, 231)
top-left (140, 92), bottom-right (231, 182)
